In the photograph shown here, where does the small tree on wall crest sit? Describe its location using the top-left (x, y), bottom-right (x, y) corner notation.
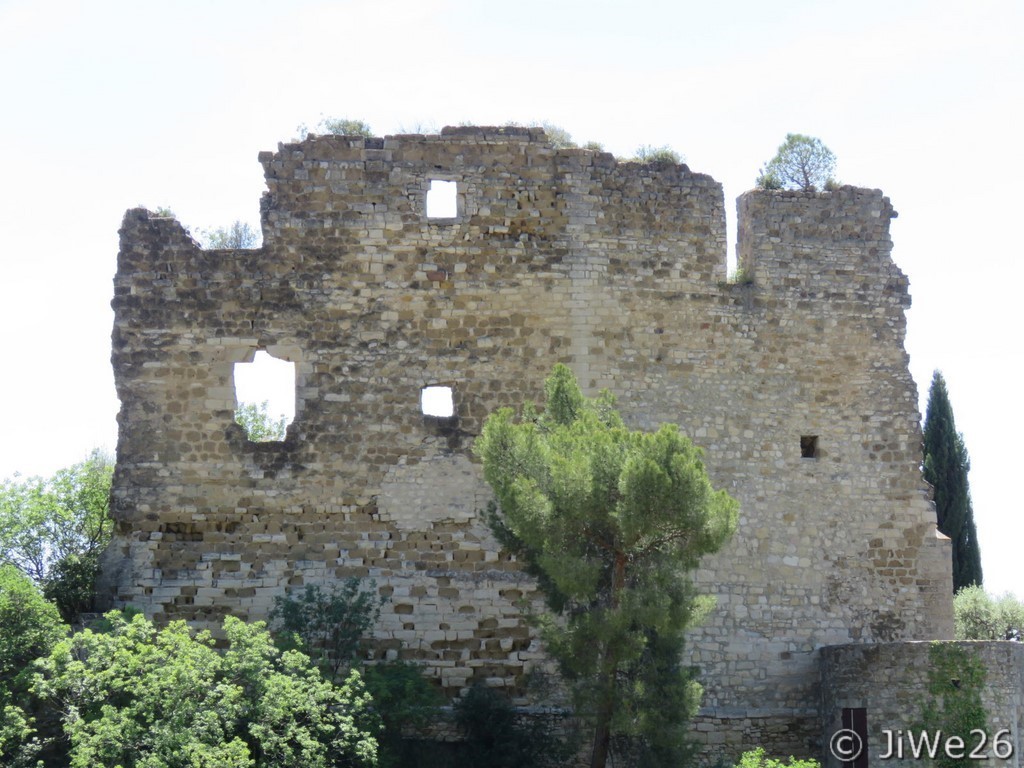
top-left (297, 117), bottom-right (374, 140)
top-left (475, 364), bottom-right (739, 768)
top-left (757, 133), bottom-right (837, 191)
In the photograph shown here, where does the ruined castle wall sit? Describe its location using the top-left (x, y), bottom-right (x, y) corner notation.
top-left (103, 127), bottom-right (952, 749)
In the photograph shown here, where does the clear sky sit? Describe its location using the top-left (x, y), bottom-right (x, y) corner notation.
top-left (1, 0), bottom-right (1020, 597)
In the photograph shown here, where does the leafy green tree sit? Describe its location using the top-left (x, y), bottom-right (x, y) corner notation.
top-left (31, 612), bottom-right (379, 768)
top-left (632, 144), bottom-right (682, 164)
top-left (0, 451), bottom-right (113, 621)
top-left (757, 134), bottom-right (836, 190)
top-left (475, 364), bottom-right (738, 768)
top-left (236, 401), bottom-right (289, 442)
top-left (270, 579), bottom-right (384, 681)
top-left (201, 220), bottom-right (261, 249)
top-left (953, 585), bottom-right (1024, 640)
top-left (923, 371), bottom-right (983, 591)
top-left (0, 564), bottom-right (66, 764)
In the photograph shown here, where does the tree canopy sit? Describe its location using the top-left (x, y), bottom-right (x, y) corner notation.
top-left (0, 451), bottom-right (113, 621)
top-left (201, 221), bottom-right (261, 249)
top-left (475, 364), bottom-right (738, 768)
top-left (236, 401), bottom-right (289, 442)
top-left (31, 612), bottom-right (379, 768)
top-left (0, 564), bottom-right (65, 762)
top-left (757, 133), bottom-right (836, 190)
top-left (923, 371), bottom-right (983, 591)
top-left (954, 585), bottom-right (1023, 641)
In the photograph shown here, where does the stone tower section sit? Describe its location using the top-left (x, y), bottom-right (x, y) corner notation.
top-left (103, 127), bottom-right (952, 756)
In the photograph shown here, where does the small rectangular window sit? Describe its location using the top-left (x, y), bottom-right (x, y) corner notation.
top-left (801, 435), bottom-right (819, 459)
top-left (426, 180), bottom-right (457, 219)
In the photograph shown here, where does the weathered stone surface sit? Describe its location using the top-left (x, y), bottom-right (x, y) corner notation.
top-left (821, 642), bottom-right (1024, 768)
top-left (101, 127), bottom-right (954, 759)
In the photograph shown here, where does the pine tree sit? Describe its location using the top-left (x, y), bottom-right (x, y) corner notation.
top-left (476, 365), bottom-right (738, 768)
top-left (923, 371), bottom-right (982, 591)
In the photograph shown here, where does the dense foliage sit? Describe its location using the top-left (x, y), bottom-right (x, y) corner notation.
top-left (30, 612), bottom-right (378, 768)
top-left (733, 747), bottom-right (820, 768)
top-left (757, 134), bottom-right (836, 191)
top-left (0, 564), bottom-right (66, 764)
top-left (476, 364), bottom-right (738, 768)
top-left (953, 585), bottom-right (1024, 640)
top-left (923, 371), bottom-right (983, 591)
top-left (361, 662), bottom-right (444, 768)
top-left (453, 684), bottom-right (574, 767)
top-left (0, 450), bottom-right (113, 621)
top-left (270, 580), bottom-right (384, 681)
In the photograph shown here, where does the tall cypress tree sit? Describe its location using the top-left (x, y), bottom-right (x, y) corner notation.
top-left (923, 371), bottom-right (983, 591)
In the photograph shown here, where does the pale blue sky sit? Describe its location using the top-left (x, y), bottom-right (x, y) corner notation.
top-left (1, 0), bottom-right (1020, 596)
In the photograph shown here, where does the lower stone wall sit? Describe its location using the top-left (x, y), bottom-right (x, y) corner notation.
top-left (820, 641), bottom-right (1024, 768)
top-left (691, 711), bottom-right (820, 766)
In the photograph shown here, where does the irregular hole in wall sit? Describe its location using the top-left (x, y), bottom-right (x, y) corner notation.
top-left (426, 180), bottom-right (457, 219)
top-left (800, 435), bottom-right (819, 459)
top-left (233, 351), bottom-right (296, 441)
top-left (421, 385), bottom-right (454, 418)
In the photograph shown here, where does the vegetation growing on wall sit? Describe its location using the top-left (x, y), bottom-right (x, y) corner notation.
top-left (756, 134), bottom-right (836, 191)
top-left (915, 643), bottom-right (988, 768)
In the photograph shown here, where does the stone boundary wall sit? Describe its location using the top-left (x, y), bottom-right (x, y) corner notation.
top-left (102, 127), bottom-right (953, 749)
top-left (821, 641), bottom-right (1024, 768)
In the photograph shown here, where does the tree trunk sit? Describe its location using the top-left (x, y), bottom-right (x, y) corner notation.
top-left (590, 551), bottom-right (627, 768)
top-left (590, 690), bottom-right (614, 768)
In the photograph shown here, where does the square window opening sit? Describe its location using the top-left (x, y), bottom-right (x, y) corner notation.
top-left (422, 385), bottom-right (454, 418)
top-left (233, 351), bottom-right (296, 442)
top-left (801, 435), bottom-right (819, 459)
top-left (426, 180), bottom-right (457, 219)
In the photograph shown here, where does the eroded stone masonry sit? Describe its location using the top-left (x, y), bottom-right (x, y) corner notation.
top-left (102, 126), bottom-right (961, 762)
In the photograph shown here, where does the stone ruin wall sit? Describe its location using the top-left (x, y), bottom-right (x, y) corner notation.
top-left (101, 126), bottom-right (954, 757)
